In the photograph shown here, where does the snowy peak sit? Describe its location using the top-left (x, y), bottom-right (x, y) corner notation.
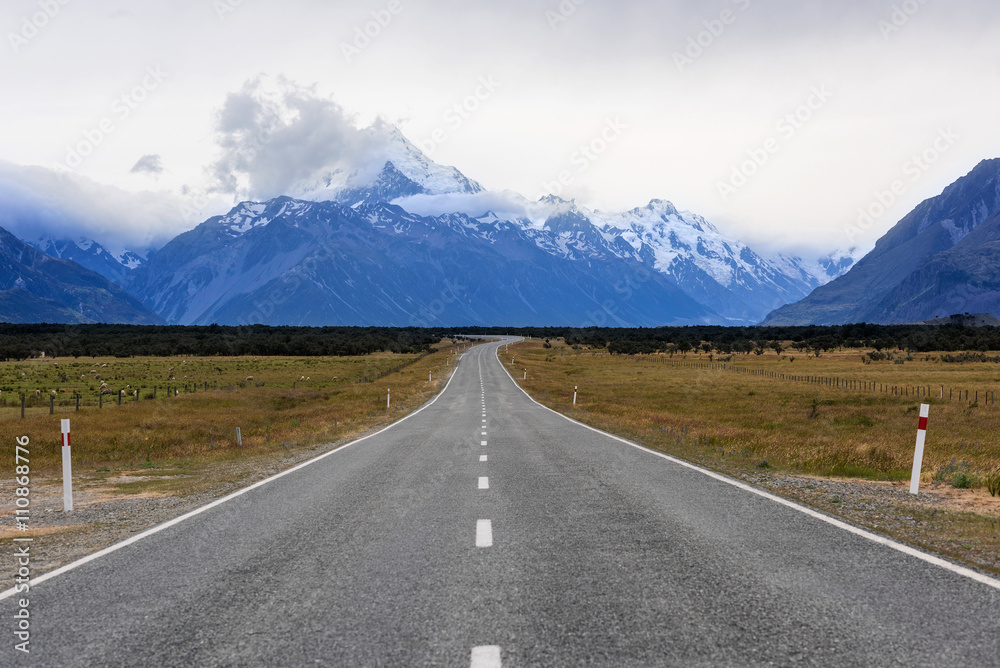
top-left (338, 162), bottom-right (427, 207)
top-left (292, 124), bottom-right (484, 205)
top-left (211, 197), bottom-right (316, 238)
top-left (380, 125), bottom-right (483, 196)
top-left (27, 235), bottom-right (151, 284)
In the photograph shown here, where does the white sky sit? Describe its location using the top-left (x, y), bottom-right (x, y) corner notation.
top-left (2, 0), bottom-right (998, 257)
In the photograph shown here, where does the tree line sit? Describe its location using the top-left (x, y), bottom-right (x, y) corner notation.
top-left (0, 322), bottom-right (998, 361)
top-left (452, 323), bottom-right (1000, 355)
top-left (0, 324), bottom-right (446, 360)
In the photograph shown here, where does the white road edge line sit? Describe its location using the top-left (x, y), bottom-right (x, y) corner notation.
top-left (471, 645), bottom-right (502, 667)
top-left (0, 345), bottom-right (478, 602)
top-left (476, 519), bottom-right (493, 547)
top-left (479, 476), bottom-right (489, 490)
top-left (495, 340), bottom-right (1000, 592)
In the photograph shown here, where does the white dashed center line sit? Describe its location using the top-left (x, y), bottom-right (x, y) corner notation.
top-left (481, 440), bottom-right (487, 446)
top-left (480, 455), bottom-right (487, 462)
top-left (476, 519), bottom-right (492, 547)
top-left (478, 476), bottom-right (489, 490)
top-left (471, 645), bottom-right (502, 668)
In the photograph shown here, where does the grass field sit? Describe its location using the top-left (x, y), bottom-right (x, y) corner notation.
top-left (501, 339), bottom-right (1000, 483)
top-left (1, 339), bottom-right (471, 481)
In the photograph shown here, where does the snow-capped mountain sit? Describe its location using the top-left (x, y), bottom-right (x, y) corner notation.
top-left (28, 237), bottom-right (153, 285)
top-left (297, 125), bottom-right (483, 204)
top-left (583, 199), bottom-right (837, 323)
top-left (123, 197), bottom-right (715, 327)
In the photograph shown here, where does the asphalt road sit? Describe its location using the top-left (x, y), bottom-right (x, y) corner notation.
top-left (3, 338), bottom-right (999, 666)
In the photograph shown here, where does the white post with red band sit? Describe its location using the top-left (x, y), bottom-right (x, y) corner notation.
top-left (573, 386), bottom-right (578, 405)
top-left (909, 404), bottom-right (929, 495)
top-left (61, 419), bottom-right (73, 511)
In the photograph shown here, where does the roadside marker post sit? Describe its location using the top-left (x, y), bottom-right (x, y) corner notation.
top-left (573, 385), bottom-right (578, 405)
top-left (61, 419), bottom-right (73, 511)
top-left (387, 388), bottom-right (391, 409)
top-left (236, 427), bottom-right (242, 447)
top-left (523, 369), bottom-right (526, 380)
top-left (909, 404), bottom-right (929, 495)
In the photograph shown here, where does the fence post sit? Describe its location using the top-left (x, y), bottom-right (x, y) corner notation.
top-left (61, 419), bottom-right (73, 511)
top-left (21, 395), bottom-right (25, 419)
top-left (50, 394), bottom-right (54, 414)
top-left (909, 404), bottom-right (929, 495)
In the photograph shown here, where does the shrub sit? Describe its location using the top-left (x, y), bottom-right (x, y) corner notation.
top-left (986, 468), bottom-right (1000, 497)
top-left (952, 471), bottom-right (975, 489)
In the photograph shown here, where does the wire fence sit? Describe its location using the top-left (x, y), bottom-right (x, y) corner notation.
top-left (0, 381), bottom-right (237, 420)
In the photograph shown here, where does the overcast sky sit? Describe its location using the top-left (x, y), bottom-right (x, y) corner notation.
top-left (2, 0), bottom-right (998, 256)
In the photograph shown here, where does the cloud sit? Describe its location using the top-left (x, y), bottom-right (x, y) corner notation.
top-left (0, 161), bottom-right (226, 252)
top-left (130, 154), bottom-right (163, 175)
top-left (392, 189), bottom-right (586, 229)
top-left (208, 76), bottom-right (390, 200)
top-left (391, 189), bottom-right (539, 223)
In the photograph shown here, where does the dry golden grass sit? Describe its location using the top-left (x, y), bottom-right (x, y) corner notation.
top-left (502, 340), bottom-right (1000, 482)
top-left (1, 340), bottom-right (470, 479)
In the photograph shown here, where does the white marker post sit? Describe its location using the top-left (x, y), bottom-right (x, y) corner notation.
top-left (429, 371), bottom-right (432, 382)
top-left (387, 388), bottom-right (391, 409)
top-left (523, 369), bottom-right (526, 380)
top-left (573, 385), bottom-right (578, 405)
top-left (909, 404), bottom-right (929, 495)
top-left (61, 419), bottom-right (73, 511)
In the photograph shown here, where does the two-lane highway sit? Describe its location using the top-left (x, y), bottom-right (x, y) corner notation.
top-left (3, 338), bottom-right (999, 666)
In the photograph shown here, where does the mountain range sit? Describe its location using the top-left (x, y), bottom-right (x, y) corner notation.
top-left (121, 197), bottom-right (714, 327)
top-left (27, 124), bottom-right (1000, 328)
top-left (23, 128), bottom-right (848, 326)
